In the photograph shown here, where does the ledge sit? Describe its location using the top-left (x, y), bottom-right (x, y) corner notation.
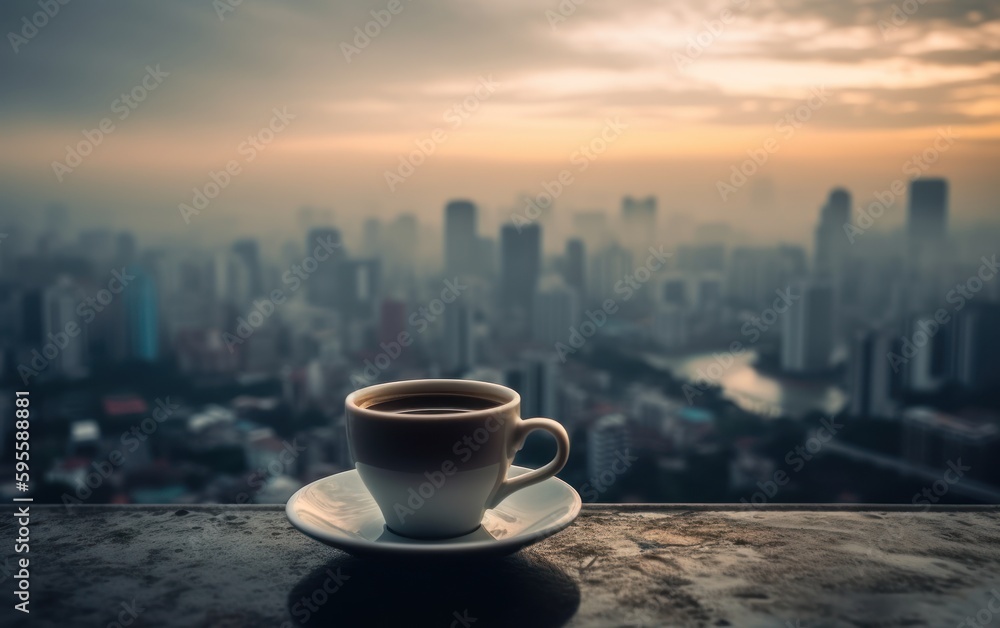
top-left (3, 505), bottom-right (1000, 627)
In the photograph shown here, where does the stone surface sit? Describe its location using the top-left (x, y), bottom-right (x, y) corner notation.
top-left (2, 504), bottom-right (999, 627)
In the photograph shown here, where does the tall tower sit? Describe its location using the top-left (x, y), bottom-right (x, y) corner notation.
top-left (563, 238), bottom-right (586, 303)
top-left (499, 223), bottom-right (541, 336)
top-left (445, 200), bottom-right (477, 277)
top-left (231, 239), bottom-right (263, 298)
top-left (813, 188), bottom-right (850, 275)
top-left (125, 266), bottom-right (159, 362)
top-left (621, 196), bottom-right (657, 255)
top-left (848, 327), bottom-right (898, 418)
top-left (908, 178), bottom-right (948, 270)
top-left (781, 280), bottom-right (833, 373)
top-left (305, 227), bottom-right (344, 309)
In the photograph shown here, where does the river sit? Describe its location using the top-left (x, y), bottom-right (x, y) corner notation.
top-left (641, 350), bottom-right (847, 418)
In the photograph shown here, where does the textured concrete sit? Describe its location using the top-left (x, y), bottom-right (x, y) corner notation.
top-left (2, 504), bottom-right (999, 627)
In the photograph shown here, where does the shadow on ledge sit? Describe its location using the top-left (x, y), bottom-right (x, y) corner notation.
top-left (286, 551), bottom-right (581, 628)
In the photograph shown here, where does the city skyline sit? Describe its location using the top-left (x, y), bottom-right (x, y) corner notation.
top-left (1, 1), bottom-right (999, 243)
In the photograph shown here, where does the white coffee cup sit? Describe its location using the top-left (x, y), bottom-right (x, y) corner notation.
top-left (345, 379), bottom-right (570, 539)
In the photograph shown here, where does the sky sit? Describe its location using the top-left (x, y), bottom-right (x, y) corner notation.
top-left (1, 0), bottom-right (998, 246)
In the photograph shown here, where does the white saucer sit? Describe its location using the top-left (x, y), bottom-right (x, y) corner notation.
top-left (286, 465), bottom-right (581, 558)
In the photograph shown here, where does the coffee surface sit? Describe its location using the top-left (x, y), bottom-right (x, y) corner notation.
top-left (367, 393), bottom-right (499, 415)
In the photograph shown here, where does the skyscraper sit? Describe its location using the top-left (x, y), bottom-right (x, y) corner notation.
top-left (587, 413), bottom-right (629, 482)
top-left (563, 238), bottom-right (585, 302)
top-left (499, 222), bottom-right (541, 335)
top-left (305, 227), bottom-right (344, 309)
top-left (43, 277), bottom-right (88, 375)
top-left (952, 302), bottom-right (1000, 392)
top-left (588, 243), bottom-right (632, 302)
top-left (781, 280), bottom-right (833, 373)
top-left (506, 352), bottom-right (558, 419)
top-left (445, 200), bottom-right (477, 277)
top-left (534, 274), bottom-right (579, 347)
top-left (848, 327), bottom-right (898, 418)
top-left (814, 188), bottom-right (850, 275)
top-left (908, 178), bottom-right (948, 247)
top-left (444, 302), bottom-right (474, 373)
top-left (125, 266), bottom-right (159, 362)
top-left (231, 239), bottom-right (263, 298)
top-left (622, 195), bottom-right (656, 254)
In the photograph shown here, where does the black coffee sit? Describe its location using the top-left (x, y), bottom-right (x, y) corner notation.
top-left (367, 394), bottom-right (499, 415)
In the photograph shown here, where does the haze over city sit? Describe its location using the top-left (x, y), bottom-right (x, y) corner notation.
top-left (2, 0), bottom-right (999, 245)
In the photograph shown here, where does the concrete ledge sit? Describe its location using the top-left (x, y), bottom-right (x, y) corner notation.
top-left (2, 505), bottom-right (999, 627)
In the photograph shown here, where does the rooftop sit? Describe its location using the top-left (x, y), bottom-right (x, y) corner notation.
top-left (5, 504), bottom-right (999, 627)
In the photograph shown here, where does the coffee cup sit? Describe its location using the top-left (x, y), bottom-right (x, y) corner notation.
top-left (345, 379), bottom-right (570, 539)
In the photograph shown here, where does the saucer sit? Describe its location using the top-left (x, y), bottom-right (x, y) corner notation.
top-left (285, 465), bottom-right (581, 558)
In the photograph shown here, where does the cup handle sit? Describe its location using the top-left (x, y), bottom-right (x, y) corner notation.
top-left (488, 417), bottom-right (570, 509)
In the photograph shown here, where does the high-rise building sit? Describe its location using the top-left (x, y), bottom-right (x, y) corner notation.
top-left (587, 413), bottom-right (629, 481)
top-left (499, 223), bottom-right (541, 335)
top-left (444, 302), bottom-right (474, 373)
top-left (534, 275), bottom-right (579, 347)
top-left (653, 304), bottom-right (686, 349)
top-left (781, 280), bottom-right (833, 373)
top-left (588, 243), bottom-right (632, 302)
top-left (507, 352), bottom-right (558, 418)
top-left (906, 316), bottom-right (952, 393)
top-left (231, 239), bottom-right (263, 298)
top-left (677, 244), bottom-right (725, 272)
top-left (338, 259), bottom-right (380, 320)
top-left (848, 327), bottom-right (898, 418)
top-left (814, 188), bottom-right (850, 275)
top-left (445, 200), bottom-right (477, 277)
top-left (952, 302), bottom-right (1000, 392)
top-left (908, 178), bottom-right (948, 247)
top-left (363, 218), bottom-right (382, 257)
top-left (378, 298), bottom-right (406, 346)
top-left (563, 238), bottom-right (586, 302)
top-left (305, 227), bottom-right (344, 309)
top-left (43, 277), bottom-right (88, 375)
top-left (622, 195), bottom-right (656, 254)
top-left (125, 266), bottom-right (159, 362)
top-left (573, 211), bottom-right (610, 252)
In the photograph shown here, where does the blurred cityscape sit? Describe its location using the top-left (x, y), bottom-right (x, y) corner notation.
top-left (1, 180), bottom-right (999, 508)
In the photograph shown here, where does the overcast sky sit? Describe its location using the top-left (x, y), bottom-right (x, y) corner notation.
top-left (1, 0), bottom-right (997, 245)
